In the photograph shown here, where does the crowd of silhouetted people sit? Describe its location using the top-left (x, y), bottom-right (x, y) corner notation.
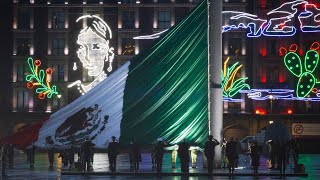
top-left (0, 135), bottom-right (302, 177)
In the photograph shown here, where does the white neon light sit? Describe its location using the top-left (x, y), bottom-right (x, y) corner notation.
top-left (73, 62), bottom-right (77, 71)
top-left (222, 11), bottom-right (267, 37)
top-left (221, 0), bottom-right (320, 37)
top-left (133, 29), bottom-right (168, 40)
top-left (298, 3), bottom-right (320, 32)
top-left (69, 15), bottom-right (115, 95)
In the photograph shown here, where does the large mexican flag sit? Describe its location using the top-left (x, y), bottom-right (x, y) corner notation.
top-left (5, 0), bottom-right (209, 149)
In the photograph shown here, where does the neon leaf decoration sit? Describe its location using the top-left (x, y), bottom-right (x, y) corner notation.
top-left (25, 57), bottom-right (58, 99)
top-left (304, 50), bottom-right (319, 73)
top-left (282, 42), bottom-right (320, 98)
top-left (222, 57), bottom-right (250, 98)
top-left (296, 72), bottom-right (316, 97)
top-left (283, 52), bottom-right (302, 77)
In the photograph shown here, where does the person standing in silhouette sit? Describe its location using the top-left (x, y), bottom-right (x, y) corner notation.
top-left (81, 138), bottom-right (95, 172)
top-left (204, 135), bottom-right (220, 173)
top-left (154, 138), bottom-right (166, 173)
top-left (178, 138), bottom-right (190, 173)
top-left (250, 140), bottom-right (261, 174)
top-left (48, 147), bottom-right (55, 168)
top-left (130, 139), bottom-right (141, 172)
top-left (108, 136), bottom-right (119, 172)
top-left (226, 137), bottom-right (237, 174)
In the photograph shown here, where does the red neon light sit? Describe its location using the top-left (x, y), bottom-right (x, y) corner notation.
top-left (279, 72), bottom-right (285, 83)
top-left (299, 48), bottom-right (304, 56)
top-left (279, 47), bottom-right (287, 56)
top-left (261, 48), bottom-right (267, 57)
top-left (255, 109), bottom-right (266, 115)
top-left (312, 88), bottom-right (318, 94)
top-left (310, 42), bottom-right (320, 50)
top-left (289, 44), bottom-right (298, 52)
top-left (287, 109), bottom-right (293, 114)
top-left (260, 0), bottom-right (267, 8)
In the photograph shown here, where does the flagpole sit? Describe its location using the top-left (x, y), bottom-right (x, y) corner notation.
top-left (208, 0), bottom-right (223, 167)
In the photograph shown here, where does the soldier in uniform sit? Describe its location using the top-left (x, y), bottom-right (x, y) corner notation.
top-left (108, 136), bottom-right (119, 172)
top-left (154, 138), bottom-right (166, 173)
top-left (8, 144), bottom-right (14, 168)
top-left (81, 137), bottom-right (95, 172)
top-left (1, 144), bottom-right (8, 177)
top-left (130, 139), bottom-right (141, 172)
top-left (226, 137), bottom-right (238, 174)
top-left (178, 138), bottom-right (190, 173)
top-left (26, 145), bottom-right (36, 168)
top-left (67, 145), bottom-right (75, 170)
top-left (48, 147), bottom-right (54, 168)
top-left (204, 135), bottom-right (220, 173)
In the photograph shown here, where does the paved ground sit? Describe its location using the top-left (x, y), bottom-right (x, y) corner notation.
top-left (1, 151), bottom-right (318, 179)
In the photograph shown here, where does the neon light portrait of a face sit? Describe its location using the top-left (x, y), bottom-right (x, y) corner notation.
top-left (76, 15), bottom-right (114, 76)
top-left (68, 15), bottom-right (114, 94)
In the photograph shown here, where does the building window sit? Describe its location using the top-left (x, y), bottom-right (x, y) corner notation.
top-left (87, 10), bottom-right (100, 16)
top-left (267, 0), bottom-right (280, 9)
top-left (87, 0), bottom-right (100, 4)
top-left (16, 38), bottom-right (31, 55)
top-left (228, 0), bottom-right (242, 2)
top-left (228, 102), bottom-right (241, 111)
top-left (267, 39), bottom-right (277, 56)
top-left (16, 63), bottom-right (29, 82)
top-left (52, 11), bottom-right (65, 29)
top-left (123, 0), bottom-right (135, 4)
top-left (122, 11), bottom-right (135, 29)
top-left (158, 11), bottom-right (171, 29)
top-left (122, 38), bottom-right (135, 55)
top-left (228, 38), bottom-right (242, 55)
top-left (50, 64), bottom-right (65, 82)
top-left (52, 91), bottom-right (64, 110)
top-left (16, 89), bottom-right (29, 110)
top-left (18, 9), bottom-right (30, 29)
top-left (266, 65), bottom-right (279, 83)
top-left (158, 0), bottom-right (171, 2)
top-left (52, 0), bottom-right (65, 3)
top-left (52, 39), bottom-right (65, 55)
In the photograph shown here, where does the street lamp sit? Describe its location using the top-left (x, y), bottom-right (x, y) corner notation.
top-left (269, 95), bottom-right (274, 124)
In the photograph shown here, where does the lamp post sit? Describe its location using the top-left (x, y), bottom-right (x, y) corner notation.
top-left (269, 95), bottom-right (274, 124)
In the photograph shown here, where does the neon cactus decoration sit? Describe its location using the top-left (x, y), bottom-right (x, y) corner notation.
top-left (25, 57), bottom-right (58, 99)
top-left (280, 42), bottom-right (320, 98)
top-left (222, 57), bottom-right (250, 99)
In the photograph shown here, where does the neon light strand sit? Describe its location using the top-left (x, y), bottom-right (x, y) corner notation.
top-left (25, 57), bottom-right (58, 99)
top-left (243, 89), bottom-right (320, 101)
top-left (222, 57), bottom-right (250, 99)
top-left (298, 3), bottom-right (320, 32)
top-left (282, 43), bottom-right (320, 98)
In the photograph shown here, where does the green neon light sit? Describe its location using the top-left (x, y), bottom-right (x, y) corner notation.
top-left (304, 50), bottom-right (319, 73)
top-left (25, 57), bottom-right (58, 99)
top-left (222, 58), bottom-right (250, 98)
top-left (283, 52), bottom-right (302, 77)
top-left (283, 50), bottom-right (319, 98)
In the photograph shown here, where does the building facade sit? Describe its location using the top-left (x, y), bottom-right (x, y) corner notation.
top-left (5, 0), bottom-right (320, 140)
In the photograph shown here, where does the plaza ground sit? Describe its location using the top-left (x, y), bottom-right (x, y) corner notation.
top-left (1, 151), bottom-right (319, 179)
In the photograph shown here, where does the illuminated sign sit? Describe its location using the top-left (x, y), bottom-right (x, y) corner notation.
top-left (25, 57), bottom-right (59, 99)
top-left (68, 15), bottom-right (115, 94)
top-left (222, 57), bottom-right (250, 102)
top-left (223, 0), bottom-right (320, 37)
